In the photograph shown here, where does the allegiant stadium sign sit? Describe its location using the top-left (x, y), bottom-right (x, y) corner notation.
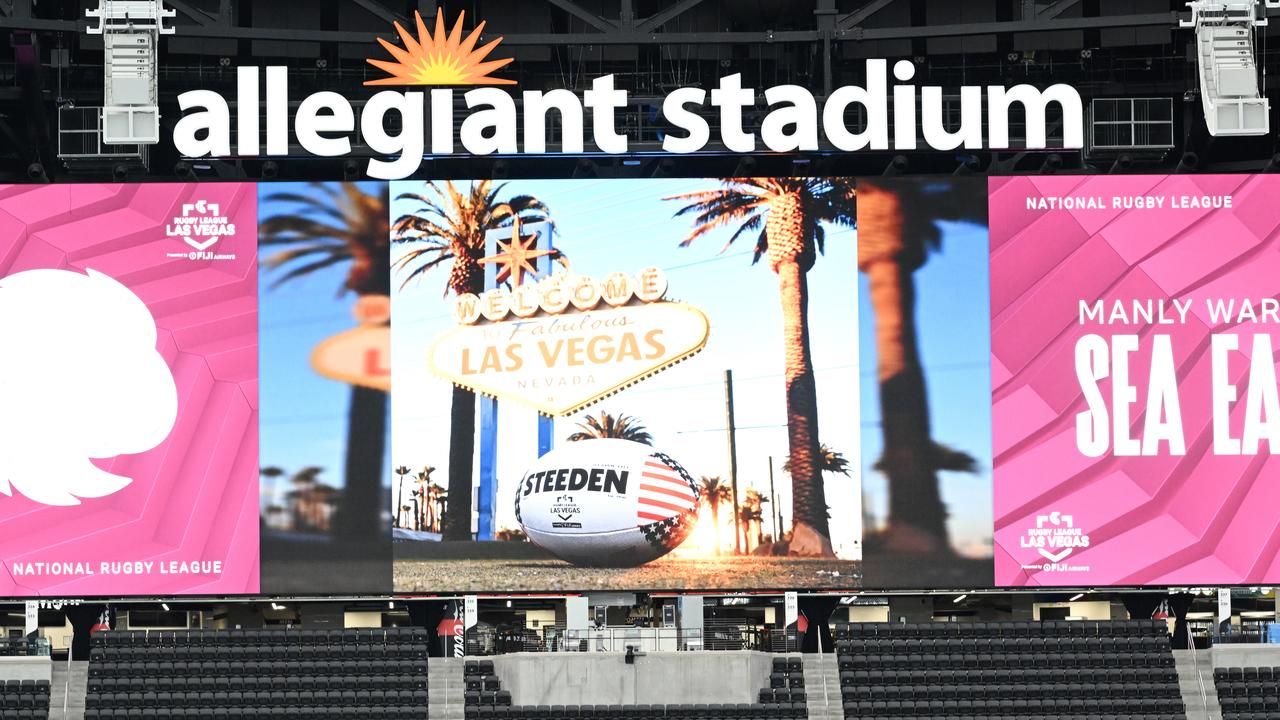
top-left (171, 10), bottom-right (1085, 180)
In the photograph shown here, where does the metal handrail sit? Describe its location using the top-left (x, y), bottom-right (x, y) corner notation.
top-left (1187, 626), bottom-right (1211, 719)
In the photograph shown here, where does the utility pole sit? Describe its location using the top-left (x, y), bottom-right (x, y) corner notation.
top-left (725, 369), bottom-right (742, 555)
top-left (768, 456), bottom-right (780, 542)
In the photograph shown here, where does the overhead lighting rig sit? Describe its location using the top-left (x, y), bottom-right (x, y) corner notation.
top-left (1181, 0), bottom-right (1277, 136)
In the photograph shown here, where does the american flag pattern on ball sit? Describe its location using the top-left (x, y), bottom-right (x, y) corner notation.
top-left (638, 453), bottom-right (698, 524)
top-left (515, 439), bottom-right (701, 568)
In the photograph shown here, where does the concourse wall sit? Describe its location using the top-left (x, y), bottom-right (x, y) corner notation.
top-left (491, 651), bottom-right (775, 706)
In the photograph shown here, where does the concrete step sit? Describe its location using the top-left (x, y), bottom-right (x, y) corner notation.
top-left (802, 654), bottom-right (845, 720)
top-left (1175, 649), bottom-right (1220, 720)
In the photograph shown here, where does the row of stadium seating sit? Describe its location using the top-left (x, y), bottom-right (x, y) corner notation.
top-left (835, 620), bottom-right (1181, 719)
top-left (839, 681), bottom-right (1179, 700)
top-left (0, 640), bottom-right (44, 659)
top-left (85, 629), bottom-right (429, 720)
top-left (90, 674), bottom-right (426, 694)
top-left (1216, 666), bottom-right (1280, 719)
top-left (91, 629), bottom-right (417, 646)
top-left (838, 667), bottom-right (1175, 685)
top-left (85, 708), bottom-right (416, 720)
top-left (840, 699), bottom-right (1186, 716)
top-left (87, 689), bottom-right (429, 708)
top-left (838, 637), bottom-right (1168, 653)
top-left (0, 679), bottom-right (50, 720)
top-left (833, 620), bottom-right (1165, 638)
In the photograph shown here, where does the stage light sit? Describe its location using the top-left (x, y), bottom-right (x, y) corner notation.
top-left (1069, 593), bottom-right (1085, 602)
top-left (1181, 1), bottom-right (1270, 136)
top-left (161, 603), bottom-right (169, 611)
top-left (26, 163), bottom-right (48, 182)
top-left (953, 594), bottom-right (968, 604)
top-left (261, 161), bottom-right (279, 180)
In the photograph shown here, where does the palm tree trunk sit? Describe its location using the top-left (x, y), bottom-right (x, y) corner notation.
top-left (395, 478), bottom-right (405, 530)
top-left (711, 504), bottom-right (721, 555)
top-left (864, 257), bottom-right (949, 551)
top-left (336, 386), bottom-right (387, 540)
top-left (443, 385), bottom-right (477, 541)
top-left (777, 259), bottom-right (832, 556)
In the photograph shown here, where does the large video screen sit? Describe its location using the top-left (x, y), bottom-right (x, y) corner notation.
top-left (0, 184), bottom-right (261, 597)
top-left (389, 178), bottom-right (862, 592)
top-left (0, 174), bottom-right (1274, 597)
top-left (990, 175), bottom-right (1280, 587)
top-left (856, 178), bottom-right (995, 590)
top-left (257, 182), bottom-right (394, 595)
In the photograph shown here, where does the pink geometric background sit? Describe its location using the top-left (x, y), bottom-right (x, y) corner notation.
top-left (0, 184), bottom-right (259, 596)
top-left (991, 175), bottom-right (1280, 587)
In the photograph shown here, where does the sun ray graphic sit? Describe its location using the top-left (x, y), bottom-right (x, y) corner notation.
top-left (365, 9), bottom-right (515, 86)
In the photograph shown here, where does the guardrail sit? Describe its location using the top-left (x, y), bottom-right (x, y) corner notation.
top-left (462, 626), bottom-right (802, 655)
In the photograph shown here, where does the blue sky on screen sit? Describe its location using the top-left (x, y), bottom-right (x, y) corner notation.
top-left (858, 219), bottom-right (995, 559)
top-left (389, 178), bottom-right (864, 557)
top-left (257, 181), bottom-right (392, 508)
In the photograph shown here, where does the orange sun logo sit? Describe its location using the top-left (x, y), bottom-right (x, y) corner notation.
top-left (365, 10), bottom-right (515, 87)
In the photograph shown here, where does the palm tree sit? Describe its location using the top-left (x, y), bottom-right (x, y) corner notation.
top-left (784, 444), bottom-right (852, 477)
top-left (393, 466), bottom-right (411, 529)
top-left (667, 178), bottom-right (855, 557)
top-left (744, 488), bottom-right (769, 546)
top-left (260, 183), bottom-right (390, 541)
top-left (288, 466), bottom-right (324, 531)
top-left (857, 179), bottom-right (982, 554)
top-left (698, 476), bottom-right (734, 555)
top-left (393, 181), bottom-right (551, 541)
top-left (566, 412), bottom-right (654, 445)
top-left (738, 504), bottom-right (763, 554)
top-left (414, 467), bottom-right (434, 534)
top-left (429, 484), bottom-right (448, 533)
top-left (260, 466), bottom-right (285, 516)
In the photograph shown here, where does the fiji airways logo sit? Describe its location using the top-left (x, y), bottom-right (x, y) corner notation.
top-left (165, 200), bottom-right (237, 261)
top-left (1019, 511), bottom-right (1091, 572)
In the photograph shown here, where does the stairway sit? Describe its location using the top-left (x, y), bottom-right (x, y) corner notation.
top-left (49, 660), bottom-right (88, 720)
top-left (802, 654), bottom-right (843, 720)
top-left (429, 657), bottom-right (466, 720)
top-left (1175, 648), bottom-right (1220, 720)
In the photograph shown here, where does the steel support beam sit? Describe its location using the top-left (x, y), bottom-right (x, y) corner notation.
top-left (1037, 0), bottom-right (1084, 20)
top-left (350, 0), bottom-right (404, 25)
top-left (2, 11), bottom-right (1178, 43)
top-left (854, 12), bottom-right (1177, 40)
top-left (166, 0), bottom-right (215, 26)
top-left (636, 0), bottom-right (709, 33)
top-left (545, 0), bottom-right (619, 33)
top-left (836, 0), bottom-right (900, 31)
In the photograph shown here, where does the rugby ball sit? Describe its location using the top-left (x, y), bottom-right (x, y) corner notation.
top-left (515, 439), bottom-right (700, 568)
